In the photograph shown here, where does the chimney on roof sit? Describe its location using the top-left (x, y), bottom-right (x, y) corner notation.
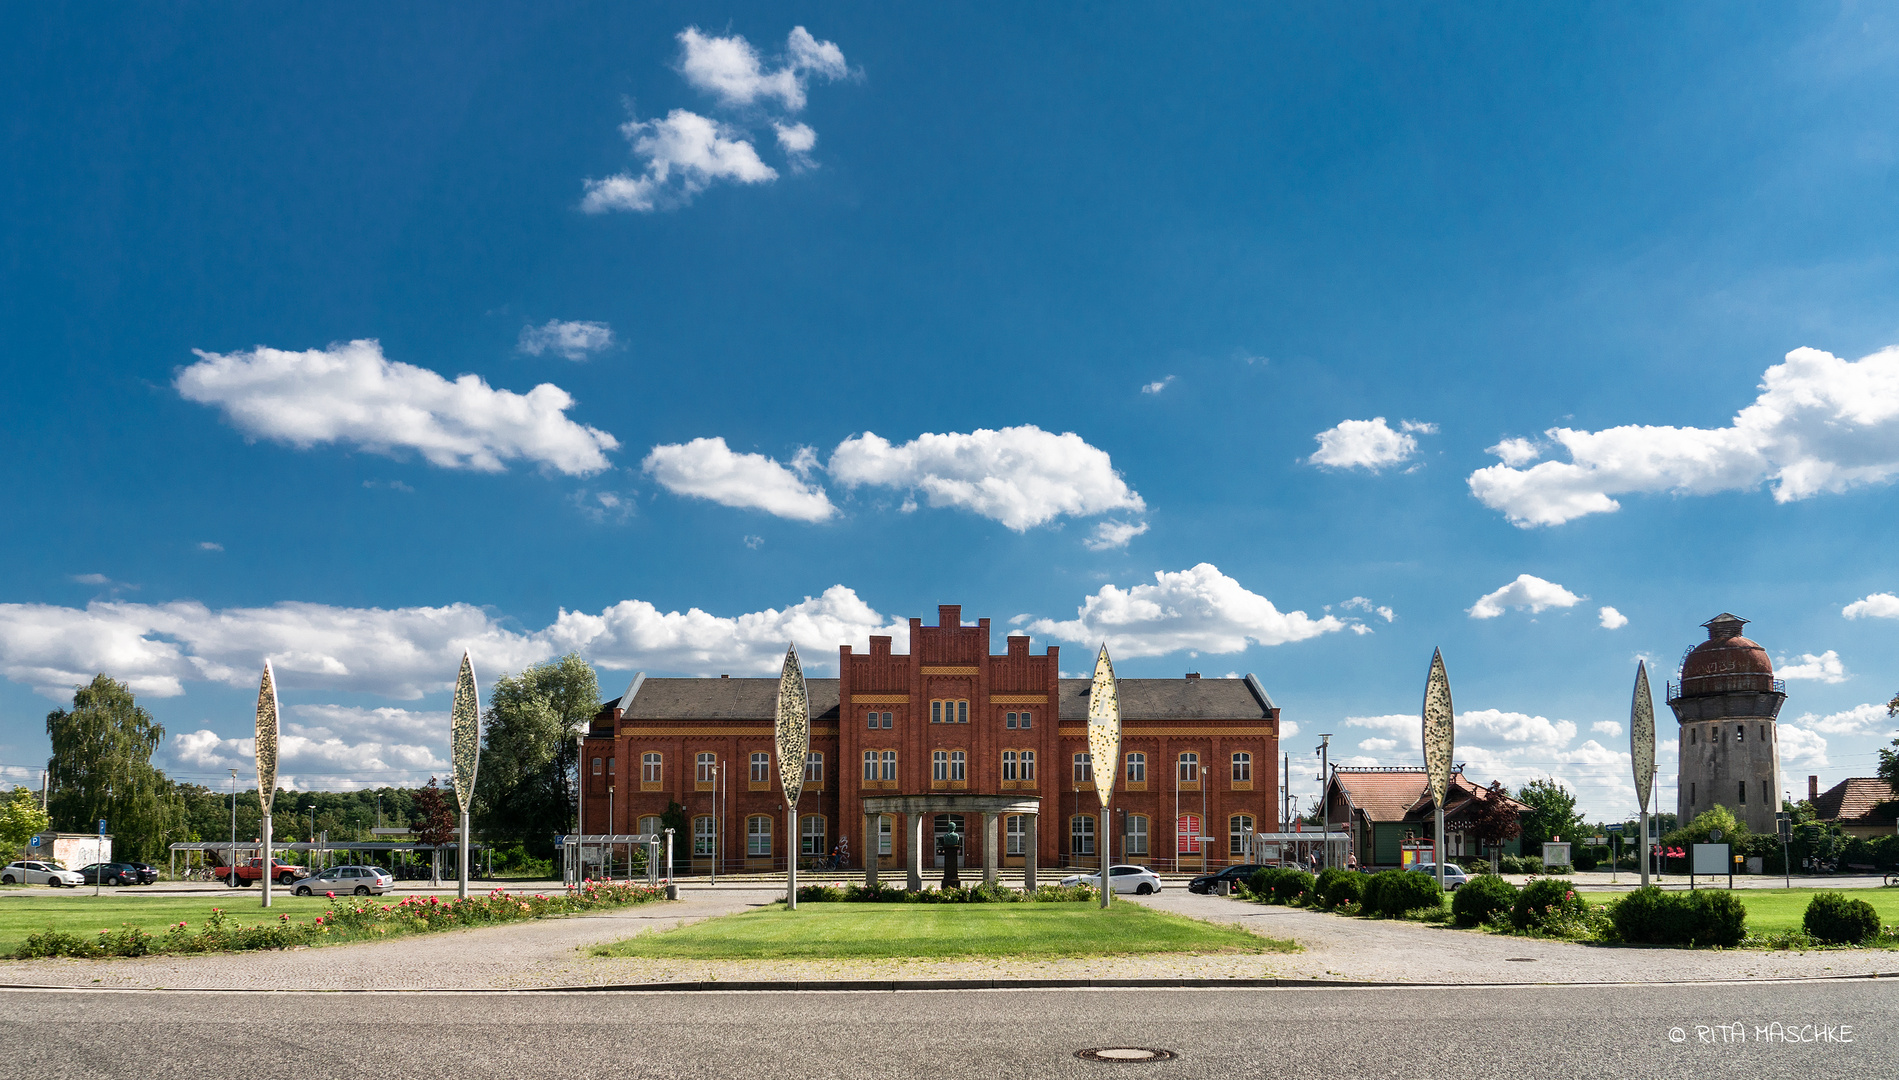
top-left (1185, 672), bottom-right (1200, 679)
top-left (1809, 774), bottom-right (1818, 801)
top-left (938, 604), bottom-right (961, 627)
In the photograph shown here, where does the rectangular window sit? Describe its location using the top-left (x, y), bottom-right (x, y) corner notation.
top-left (1006, 815), bottom-right (1026, 855)
top-left (1127, 815), bottom-right (1149, 855)
top-left (1763, 780), bottom-right (1771, 803)
top-left (950, 750), bottom-right (966, 782)
top-left (878, 814), bottom-right (893, 855)
top-left (1691, 782), bottom-right (1696, 804)
top-left (696, 753), bottom-right (716, 784)
top-left (881, 750), bottom-right (897, 781)
top-left (1230, 814), bottom-right (1254, 856)
top-left (867, 711), bottom-right (879, 730)
top-left (1018, 711), bottom-right (1030, 729)
top-left (1126, 753), bottom-right (1146, 783)
top-left (1006, 712), bottom-right (1017, 729)
top-left (1737, 725), bottom-right (1745, 741)
top-left (750, 752), bottom-right (770, 783)
top-left (746, 815), bottom-right (771, 857)
top-left (1020, 750), bottom-right (1035, 781)
top-left (800, 815), bottom-right (825, 856)
top-left (1002, 750), bottom-right (1018, 781)
top-left (693, 815), bottom-right (715, 856)
top-left (1071, 814), bottom-right (1096, 856)
top-left (1232, 753), bottom-right (1251, 783)
top-left (862, 750), bottom-right (878, 782)
top-left (882, 711), bottom-right (893, 729)
top-left (1074, 753), bottom-right (1092, 783)
top-left (932, 701), bottom-right (943, 723)
top-left (932, 750), bottom-right (948, 782)
top-left (639, 815), bottom-right (662, 836)
top-left (641, 753), bottom-right (661, 783)
top-left (804, 753), bottom-right (823, 785)
top-left (592, 757), bottom-right (603, 776)
top-left (1178, 753), bottom-right (1199, 783)
top-left (1738, 781), bottom-right (1746, 804)
top-left (958, 700), bottom-right (968, 723)
top-left (606, 756), bottom-right (614, 775)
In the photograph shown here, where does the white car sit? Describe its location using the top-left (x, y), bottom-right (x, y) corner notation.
top-left (3, 860), bottom-right (85, 887)
top-left (1058, 864), bottom-right (1163, 895)
top-left (290, 865), bottom-right (394, 896)
top-left (1409, 862), bottom-right (1469, 890)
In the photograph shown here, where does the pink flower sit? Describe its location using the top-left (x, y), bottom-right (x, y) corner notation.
top-left (314, 917), bottom-right (323, 925)
top-left (325, 891), bottom-right (335, 898)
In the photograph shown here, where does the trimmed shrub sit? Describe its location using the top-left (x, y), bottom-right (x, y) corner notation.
top-left (1804, 892), bottom-right (1881, 945)
top-left (1610, 886), bottom-right (1747, 947)
top-left (1248, 867), bottom-right (1282, 901)
top-left (1272, 869), bottom-right (1316, 905)
top-left (1511, 877), bottom-right (1585, 931)
top-left (1315, 868), bottom-right (1361, 909)
top-left (1572, 852), bottom-right (1598, 872)
top-left (1371, 870), bottom-right (1444, 917)
top-left (1451, 873), bottom-right (1517, 927)
top-left (1358, 870), bottom-right (1391, 915)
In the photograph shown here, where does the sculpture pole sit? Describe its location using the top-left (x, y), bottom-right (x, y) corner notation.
top-left (450, 651), bottom-right (482, 900)
top-left (1631, 661), bottom-right (1656, 888)
top-left (1087, 645), bottom-right (1122, 909)
top-left (1422, 650), bottom-right (1455, 894)
top-left (255, 661), bottom-right (280, 909)
top-left (775, 644), bottom-right (811, 910)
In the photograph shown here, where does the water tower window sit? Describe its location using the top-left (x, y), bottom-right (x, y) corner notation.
top-left (1738, 781), bottom-right (1746, 804)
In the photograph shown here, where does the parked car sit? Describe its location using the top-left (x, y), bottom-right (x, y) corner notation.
top-left (215, 858), bottom-right (305, 887)
top-left (124, 861), bottom-right (160, 883)
top-left (1058, 864), bottom-right (1164, 895)
top-left (290, 865), bottom-right (394, 896)
top-left (1409, 862), bottom-right (1469, 890)
top-left (1188, 863), bottom-right (1270, 894)
top-left (77, 862), bottom-right (152, 886)
top-left (2, 860), bottom-right (85, 887)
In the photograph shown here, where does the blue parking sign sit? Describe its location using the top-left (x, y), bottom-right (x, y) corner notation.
top-left (29, 836), bottom-right (40, 847)
top-left (98, 819), bottom-right (106, 834)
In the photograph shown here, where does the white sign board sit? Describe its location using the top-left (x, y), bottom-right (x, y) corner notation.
top-left (1542, 842), bottom-right (1571, 867)
top-left (1692, 843), bottom-right (1731, 876)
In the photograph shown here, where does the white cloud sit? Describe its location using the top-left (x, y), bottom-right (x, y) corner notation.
top-left (1307, 417), bottom-right (1432, 471)
top-left (1598, 606), bottom-right (1629, 629)
top-left (168, 705), bottom-right (451, 789)
top-left (1027, 563), bottom-right (1348, 658)
top-left (1467, 574), bottom-right (1584, 619)
top-left (72, 573), bottom-right (110, 586)
top-left (363, 479), bottom-right (415, 493)
top-left (1340, 597), bottom-right (1395, 622)
top-left (517, 320), bottom-right (615, 360)
top-left (1843, 593), bottom-right (1899, 619)
top-left (642, 437), bottom-right (836, 522)
top-left (581, 109), bottom-right (777, 213)
top-left (1141, 376), bottom-right (1176, 395)
top-left (1358, 737), bottom-right (1397, 753)
top-left (774, 122), bottom-right (818, 170)
top-left (1592, 720), bottom-right (1624, 737)
top-left (0, 588), bottom-right (908, 701)
top-left (828, 426), bottom-right (1145, 531)
top-left (1340, 708), bottom-right (1638, 815)
top-left (1777, 724), bottom-right (1829, 768)
top-left (743, 534), bottom-right (764, 550)
top-left (1083, 520), bottom-right (1149, 551)
top-left (1487, 437), bottom-right (1542, 467)
top-left (176, 339), bottom-right (618, 476)
top-left (676, 26), bottom-right (846, 112)
top-left (1776, 649), bottom-right (1849, 684)
top-left (1793, 703), bottom-right (1893, 735)
top-left (1469, 344), bottom-right (1899, 526)
top-left (198, 542), bottom-right (224, 552)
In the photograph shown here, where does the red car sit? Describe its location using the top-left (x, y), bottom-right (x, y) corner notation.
top-left (216, 858), bottom-right (304, 887)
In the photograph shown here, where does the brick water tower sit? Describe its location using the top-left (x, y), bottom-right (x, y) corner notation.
top-left (1667, 613), bottom-right (1786, 834)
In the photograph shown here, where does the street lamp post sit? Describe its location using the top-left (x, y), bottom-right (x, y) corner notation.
top-left (228, 769), bottom-right (238, 887)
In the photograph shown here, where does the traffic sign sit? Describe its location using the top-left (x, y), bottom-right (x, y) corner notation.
top-left (98, 819), bottom-right (106, 835)
top-left (28, 836), bottom-right (40, 847)
top-left (1606, 823), bottom-right (1623, 834)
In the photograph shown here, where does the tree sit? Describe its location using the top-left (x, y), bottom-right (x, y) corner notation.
top-left (411, 778), bottom-right (457, 885)
top-left (473, 654), bottom-right (601, 859)
top-left (1514, 777), bottom-right (1585, 856)
top-left (45, 675), bottom-right (182, 861)
top-left (1457, 782), bottom-right (1522, 870)
top-left (1, 787), bottom-right (51, 860)
top-left (1879, 691), bottom-right (1899, 796)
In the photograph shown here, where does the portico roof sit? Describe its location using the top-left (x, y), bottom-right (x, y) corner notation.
top-left (860, 794), bottom-right (1044, 816)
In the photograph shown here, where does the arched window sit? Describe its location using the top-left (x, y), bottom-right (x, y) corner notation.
top-left (746, 815), bottom-right (772, 856)
top-left (695, 752), bottom-right (716, 785)
top-left (800, 815), bottom-right (826, 856)
top-left (932, 750), bottom-right (949, 783)
top-left (1229, 814), bottom-right (1254, 856)
top-left (638, 815), bottom-right (661, 836)
top-left (881, 750), bottom-right (897, 781)
top-left (950, 750), bottom-right (966, 782)
top-left (1002, 750), bottom-right (1018, 782)
top-left (606, 756), bottom-right (614, 775)
top-left (591, 757), bottom-right (603, 776)
top-left (862, 750), bottom-right (879, 782)
top-left (1020, 750), bottom-right (1036, 781)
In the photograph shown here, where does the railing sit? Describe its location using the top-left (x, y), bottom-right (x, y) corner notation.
top-left (1667, 677), bottom-right (1786, 700)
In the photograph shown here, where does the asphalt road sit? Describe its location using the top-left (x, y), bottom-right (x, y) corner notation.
top-left (3, 980), bottom-right (1892, 1080)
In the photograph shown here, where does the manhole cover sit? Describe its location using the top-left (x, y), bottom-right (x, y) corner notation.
top-left (1504, 957), bottom-right (1537, 962)
top-left (1076, 1048), bottom-right (1177, 1062)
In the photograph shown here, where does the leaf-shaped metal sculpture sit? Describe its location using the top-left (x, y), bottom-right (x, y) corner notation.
top-left (450, 651), bottom-right (481, 817)
top-left (774, 644), bottom-right (811, 811)
top-left (1631, 661), bottom-right (1655, 813)
top-left (1087, 645), bottom-right (1121, 809)
top-left (1422, 649), bottom-right (1454, 808)
top-left (255, 661), bottom-right (279, 815)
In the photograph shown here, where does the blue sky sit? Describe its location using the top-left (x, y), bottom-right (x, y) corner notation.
top-left (4, 3), bottom-right (1898, 819)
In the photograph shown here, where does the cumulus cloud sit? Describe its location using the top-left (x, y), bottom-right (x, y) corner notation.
top-left (198, 542), bottom-right (224, 552)
top-left (1341, 707), bottom-right (1638, 814)
top-left (1843, 593), bottom-right (1899, 619)
top-left (176, 339), bottom-right (618, 476)
top-left (1776, 724), bottom-right (1829, 768)
top-left (1084, 520), bottom-right (1149, 551)
top-left (1776, 649), bottom-right (1849, 684)
top-left (1141, 376), bottom-right (1176, 395)
top-left (1469, 345), bottom-right (1899, 526)
top-left (773, 122), bottom-right (817, 170)
top-left (1793, 703), bottom-right (1893, 735)
top-left (517, 320), bottom-right (615, 360)
top-left (1307, 417), bottom-right (1434, 471)
top-left (1592, 720), bottom-right (1624, 737)
top-left (1027, 563), bottom-right (1347, 658)
top-left (72, 574), bottom-right (111, 586)
top-left (828, 426), bottom-right (1145, 531)
top-left (1467, 574), bottom-right (1584, 619)
top-left (642, 437), bottom-right (836, 522)
top-left (1599, 606), bottom-right (1629, 629)
top-left (581, 109), bottom-right (777, 213)
top-left (168, 705), bottom-right (451, 789)
top-left (677, 26), bottom-right (846, 111)
top-left (0, 588), bottom-right (908, 701)
top-left (1340, 597), bottom-right (1395, 623)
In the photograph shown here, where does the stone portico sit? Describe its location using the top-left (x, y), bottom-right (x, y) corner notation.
top-left (860, 794), bottom-right (1043, 891)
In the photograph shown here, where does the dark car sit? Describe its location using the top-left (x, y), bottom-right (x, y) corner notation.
top-left (76, 862), bottom-right (150, 886)
top-left (1188, 863), bottom-right (1270, 894)
top-left (123, 861), bottom-right (160, 884)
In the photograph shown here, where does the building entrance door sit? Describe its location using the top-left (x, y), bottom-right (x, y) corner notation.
top-left (933, 814), bottom-right (966, 868)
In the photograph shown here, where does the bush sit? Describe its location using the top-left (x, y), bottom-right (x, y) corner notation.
top-left (1249, 867), bottom-right (1286, 902)
top-left (1358, 870), bottom-right (1390, 915)
top-left (1803, 892), bottom-right (1882, 945)
top-left (1272, 869), bottom-right (1316, 905)
top-left (1572, 852), bottom-right (1598, 872)
top-left (1498, 854), bottom-right (1544, 875)
top-left (1315, 868), bottom-right (1361, 909)
top-left (1370, 870), bottom-right (1443, 917)
top-left (1610, 886), bottom-right (1747, 947)
top-left (1451, 873), bottom-right (1517, 927)
top-left (1511, 877), bottom-right (1585, 931)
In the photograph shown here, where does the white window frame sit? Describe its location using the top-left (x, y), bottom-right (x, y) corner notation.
top-left (800, 815), bottom-right (825, 856)
top-left (1230, 814), bottom-right (1253, 855)
top-left (863, 750), bottom-right (878, 782)
top-left (878, 814), bottom-right (893, 855)
top-left (1002, 750), bottom-right (1018, 782)
top-left (693, 815), bottom-right (715, 856)
top-left (750, 752), bottom-right (769, 783)
top-left (746, 815), bottom-right (772, 857)
top-left (1179, 752), bottom-right (1199, 783)
top-left (1127, 815), bottom-right (1149, 855)
top-left (932, 750), bottom-right (948, 782)
top-left (881, 750), bottom-right (897, 781)
top-left (1232, 753), bottom-right (1251, 783)
top-left (1006, 815), bottom-right (1026, 855)
top-left (696, 753), bottom-right (716, 783)
top-left (1071, 814), bottom-right (1096, 856)
top-left (1074, 753), bottom-right (1092, 784)
top-left (1020, 750), bottom-right (1035, 781)
top-left (804, 753), bottom-right (823, 784)
top-left (1126, 752), bottom-right (1146, 783)
top-left (641, 752), bottom-right (661, 783)
top-left (950, 750), bottom-right (966, 782)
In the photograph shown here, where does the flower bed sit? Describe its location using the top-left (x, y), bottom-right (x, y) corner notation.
top-left (794, 881), bottom-right (1097, 904)
top-left (13, 880), bottom-right (666, 959)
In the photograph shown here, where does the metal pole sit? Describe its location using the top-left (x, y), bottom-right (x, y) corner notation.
top-left (787, 801), bottom-right (799, 910)
top-left (1317, 735), bottom-right (1332, 871)
top-left (1640, 809), bottom-right (1650, 888)
top-left (260, 812), bottom-right (272, 908)
top-left (1201, 750), bottom-right (1208, 874)
top-left (228, 770), bottom-right (237, 888)
top-left (664, 827), bottom-right (674, 887)
top-left (457, 808), bottom-right (470, 899)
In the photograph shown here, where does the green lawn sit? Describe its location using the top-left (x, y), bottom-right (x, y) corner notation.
top-left (593, 901), bottom-right (1295, 960)
top-left (1579, 887), bottom-right (1899, 935)
top-left (0, 893), bottom-right (342, 955)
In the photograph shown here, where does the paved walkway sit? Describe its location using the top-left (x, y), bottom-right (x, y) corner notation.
top-left (3, 884), bottom-right (1894, 991)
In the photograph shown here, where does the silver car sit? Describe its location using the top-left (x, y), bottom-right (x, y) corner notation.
top-left (1059, 864), bottom-right (1164, 895)
top-left (1410, 862), bottom-right (1470, 890)
top-left (290, 865), bottom-right (393, 896)
top-left (3, 860), bottom-right (84, 887)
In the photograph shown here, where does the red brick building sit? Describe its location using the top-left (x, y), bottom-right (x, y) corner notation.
top-left (581, 605), bottom-right (1282, 875)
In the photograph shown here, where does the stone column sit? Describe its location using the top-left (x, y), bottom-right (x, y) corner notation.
top-left (1024, 814), bottom-right (1038, 891)
top-left (906, 812), bottom-right (924, 891)
top-left (864, 813), bottom-right (880, 888)
top-left (982, 812), bottom-right (999, 886)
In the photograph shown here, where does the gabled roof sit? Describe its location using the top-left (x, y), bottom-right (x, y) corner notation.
top-left (1812, 777), bottom-right (1899, 825)
top-left (1056, 678), bottom-right (1274, 722)
top-left (1328, 769), bottom-right (1430, 823)
top-left (605, 678), bottom-right (842, 723)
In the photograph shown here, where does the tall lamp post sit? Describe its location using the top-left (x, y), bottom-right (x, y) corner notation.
top-left (228, 769), bottom-right (237, 887)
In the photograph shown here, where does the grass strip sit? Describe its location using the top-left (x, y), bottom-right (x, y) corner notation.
top-left (1577, 887), bottom-right (1899, 938)
top-left (593, 901), bottom-right (1296, 960)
